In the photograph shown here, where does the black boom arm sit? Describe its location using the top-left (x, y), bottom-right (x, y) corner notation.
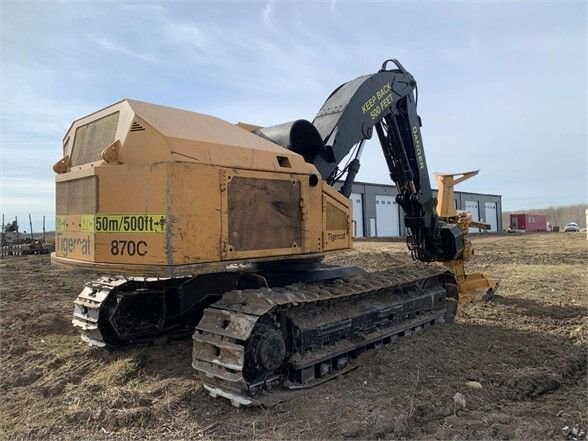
top-left (256, 59), bottom-right (464, 263)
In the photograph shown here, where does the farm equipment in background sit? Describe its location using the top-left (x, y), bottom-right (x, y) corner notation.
top-left (53, 59), bottom-right (496, 406)
top-left (1, 215), bottom-right (54, 256)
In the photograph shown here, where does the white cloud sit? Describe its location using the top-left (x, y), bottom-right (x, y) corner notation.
top-left (263, 0), bottom-right (274, 27)
top-left (0, 177), bottom-right (53, 197)
top-left (0, 0), bottom-right (585, 218)
top-left (88, 35), bottom-right (160, 63)
top-left (0, 73), bottom-right (89, 141)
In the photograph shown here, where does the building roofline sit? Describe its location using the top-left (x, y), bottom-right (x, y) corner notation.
top-left (341, 180), bottom-right (502, 198)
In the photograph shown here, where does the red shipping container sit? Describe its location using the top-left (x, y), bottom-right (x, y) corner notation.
top-left (510, 214), bottom-right (547, 232)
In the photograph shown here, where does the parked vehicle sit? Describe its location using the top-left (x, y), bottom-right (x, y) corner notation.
top-left (564, 222), bottom-right (579, 232)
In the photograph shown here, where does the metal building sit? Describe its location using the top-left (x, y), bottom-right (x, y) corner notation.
top-left (337, 181), bottom-right (502, 238)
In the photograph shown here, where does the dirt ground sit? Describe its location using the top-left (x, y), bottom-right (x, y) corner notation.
top-left (1, 233), bottom-right (586, 440)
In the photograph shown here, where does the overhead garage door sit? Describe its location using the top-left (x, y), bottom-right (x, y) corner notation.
top-left (464, 200), bottom-right (480, 233)
top-left (484, 202), bottom-right (498, 232)
top-left (375, 195), bottom-right (400, 237)
top-left (350, 193), bottom-right (364, 237)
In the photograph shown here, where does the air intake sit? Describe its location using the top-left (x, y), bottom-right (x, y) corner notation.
top-left (56, 176), bottom-right (98, 215)
top-left (70, 112), bottom-right (119, 166)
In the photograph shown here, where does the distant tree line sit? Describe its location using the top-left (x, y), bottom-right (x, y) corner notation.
top-left (502, 204), bottom-right (588, 229)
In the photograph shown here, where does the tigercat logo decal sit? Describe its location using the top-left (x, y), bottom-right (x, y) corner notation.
top-left (55, 235), bottom-right (92, 257)
top-left (328, 232), bottom-right (346, 241)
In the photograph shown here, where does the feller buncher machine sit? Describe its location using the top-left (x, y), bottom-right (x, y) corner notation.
top-left (53, 59), bottom-right (496, 406)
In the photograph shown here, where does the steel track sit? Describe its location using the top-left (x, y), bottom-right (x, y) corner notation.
top-left (72, 265), bottom-right (455, 407)
top-left (192, 264), bottom-right (453, 407)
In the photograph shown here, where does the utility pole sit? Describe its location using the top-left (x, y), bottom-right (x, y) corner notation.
top-left (29, 214), bottom-right (34, 240)
top-left (1, 213), bottom-right (4, 247)
top-left (43, 216), bottom-right (46, 242)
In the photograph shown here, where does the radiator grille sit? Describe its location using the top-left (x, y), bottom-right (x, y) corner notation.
top-left (56, 177), bottom-right (98, 215)
top-left (70, 112), bottom-right (119, 166)
top-left (326, 202), bottom-right (348, 230)
top-left (228, 177), bottom-right (301, 251)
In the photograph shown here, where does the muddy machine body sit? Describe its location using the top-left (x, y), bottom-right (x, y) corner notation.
top-left (54, 60), bottom-right (495, 405)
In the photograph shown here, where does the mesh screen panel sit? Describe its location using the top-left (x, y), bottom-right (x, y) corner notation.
top-left (70, 112), bottom-right (119, 166)
top-left (326, 202), bottom-right (348, 230)
top-left (56, 176), bottom-right (98, 215)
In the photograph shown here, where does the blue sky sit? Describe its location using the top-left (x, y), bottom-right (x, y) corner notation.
top-left (1, 1), bottom-right (586, 230)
